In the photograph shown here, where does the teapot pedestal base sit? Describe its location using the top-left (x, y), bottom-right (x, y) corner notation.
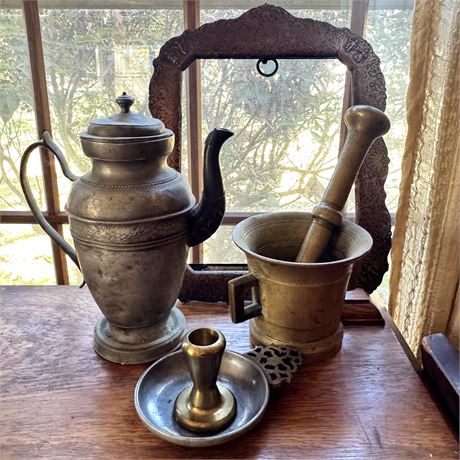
top-left (93, 306), bottom-right (185, 364)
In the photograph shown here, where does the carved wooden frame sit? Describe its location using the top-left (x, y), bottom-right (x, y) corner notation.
top-left (149, 4), bottom-right (391, 300)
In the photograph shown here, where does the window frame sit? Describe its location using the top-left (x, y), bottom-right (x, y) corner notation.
top-left (0, 0), bottom-right (408, 291)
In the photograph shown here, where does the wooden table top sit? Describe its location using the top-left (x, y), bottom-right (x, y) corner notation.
top-left (0, 286), bottom-right (458, 459)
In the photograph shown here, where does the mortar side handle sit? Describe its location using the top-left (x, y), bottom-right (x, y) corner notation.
top-left (228, 274), bottom-right (262, 323)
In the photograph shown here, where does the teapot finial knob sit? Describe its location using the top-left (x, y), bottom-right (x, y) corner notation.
top-left (116, 92), bottom-right (135, 114)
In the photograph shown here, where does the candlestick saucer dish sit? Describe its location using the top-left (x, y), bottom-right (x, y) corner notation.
top-left (134, 349), bottom-right (269, 447)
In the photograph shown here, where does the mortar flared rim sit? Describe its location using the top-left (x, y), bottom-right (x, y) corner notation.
top-left (232, 211), bottom-right (373, 268)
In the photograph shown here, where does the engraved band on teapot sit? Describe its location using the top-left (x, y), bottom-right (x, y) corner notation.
top-left (68, 213), bottom-right (188, 247)
top-left (72, 228), bottom-right (188, 251)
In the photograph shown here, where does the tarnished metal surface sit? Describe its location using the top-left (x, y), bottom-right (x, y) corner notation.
top-left (20, 94), bottom-right (233, 364)
top-left (134, 348), bottom-right (269, 446)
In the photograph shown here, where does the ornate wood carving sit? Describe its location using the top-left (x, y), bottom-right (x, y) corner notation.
top-left (150, 4), bottom-right (391, 297)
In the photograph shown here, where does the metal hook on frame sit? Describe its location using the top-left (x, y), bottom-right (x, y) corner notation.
top-left (256, 58), bottom-right (279, 77)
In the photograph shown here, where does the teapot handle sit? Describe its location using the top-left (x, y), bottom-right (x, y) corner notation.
top-left (20, 131), bottom-right (81, 270)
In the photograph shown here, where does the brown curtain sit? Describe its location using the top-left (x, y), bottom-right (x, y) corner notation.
top-left (389, 0), bottom-right (460, 353)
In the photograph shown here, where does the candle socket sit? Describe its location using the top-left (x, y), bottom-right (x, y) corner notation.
top-left (174, 328), bottom-right (236, 433)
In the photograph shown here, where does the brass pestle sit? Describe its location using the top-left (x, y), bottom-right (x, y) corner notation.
top-left (174, 328), bottom-right (236, 433)
top-left (296, 105), bottom-right (390, 263)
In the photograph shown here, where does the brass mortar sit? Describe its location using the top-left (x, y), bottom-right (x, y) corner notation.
top-left (229, 211), bottom-right (372, 363)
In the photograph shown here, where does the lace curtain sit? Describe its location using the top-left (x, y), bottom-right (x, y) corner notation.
top-left (389, 0), bottom-right (460, 353)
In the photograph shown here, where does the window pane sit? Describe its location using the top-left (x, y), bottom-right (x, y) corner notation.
top-left (39, 7), bottom-right (184, 200)
top-left (200, 6), bottom-right (351, 262)
top-left (38, 7), bottom-right (183, 283)
top-left (201, 7), bottom-right (350, 213)
top-left (0, 9), bottom-right (43, 211)
top-left (0, 224), bottom-right (55, 284)
top-left (203, 225), bottom-right (246, 264)
top-left (366, 6), bottom-right (412, 214)
top-left (367, 7), bottom-right (412, 303)
top-left (202, 58), bottom-right (346, 213)
top-left (346, 5), bottom-right (413, 216)
top-left (200, 7), bottom-right (350, 212)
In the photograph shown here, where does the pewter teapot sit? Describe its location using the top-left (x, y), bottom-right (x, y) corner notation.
top-left (20, 93), bottom-right (233, 364)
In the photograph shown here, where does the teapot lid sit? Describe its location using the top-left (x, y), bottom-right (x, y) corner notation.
top-left (83, 92), bottom-right (166, 139)
top-left (79, 92), bottom-right (174, 161)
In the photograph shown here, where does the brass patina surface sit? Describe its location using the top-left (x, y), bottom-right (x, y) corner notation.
top-left (20, 94), bottom-right (233, 364)
top-left (296, 105), bottom-right (390, 263)
top-left (229, 212), bottom-right (372, 363)
top-left (174, 328), bottom-right (236, 433)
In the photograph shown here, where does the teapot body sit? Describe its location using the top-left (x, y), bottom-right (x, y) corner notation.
top-left (20, 94), bottom-right (232, 364)
top-left (67, 154), bottom-right (194, 330)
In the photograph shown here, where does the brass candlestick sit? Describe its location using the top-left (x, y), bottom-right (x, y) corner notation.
top-left (296, 105), bottom-right (390, 263)
top-left (174, 328), bottom-right (236, 433)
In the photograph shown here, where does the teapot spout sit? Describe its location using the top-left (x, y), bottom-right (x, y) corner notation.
top-left (186, 128), bottom-right (234, 247)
